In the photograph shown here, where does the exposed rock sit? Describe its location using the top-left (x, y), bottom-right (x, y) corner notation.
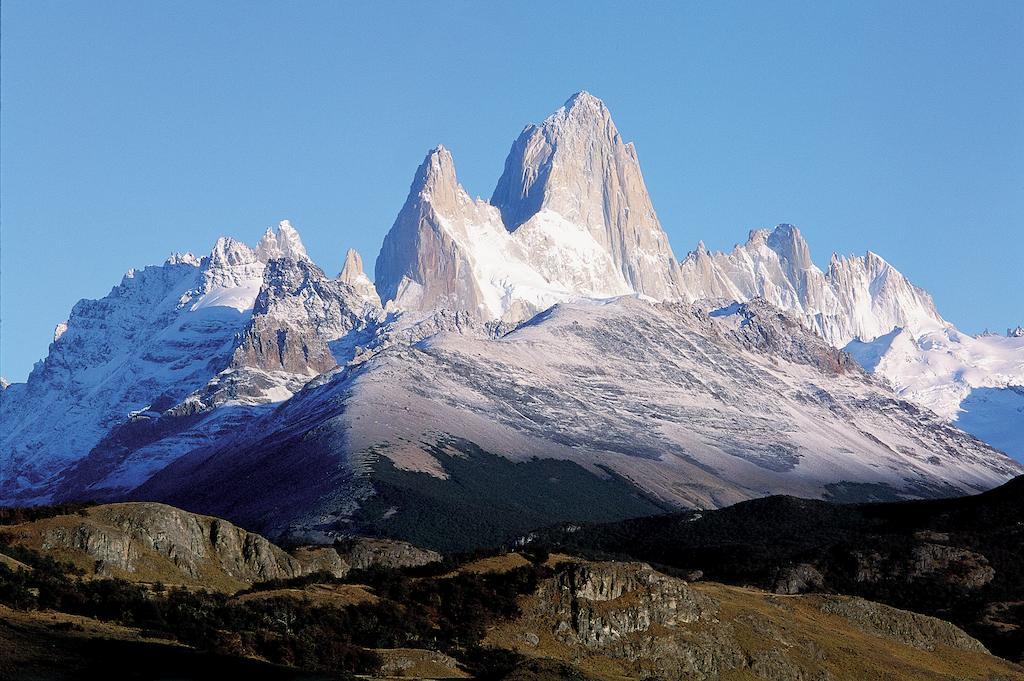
top-left (909, 543), bottom-right (995, 589)
top-left (820, 596), bottom-right (989, 652)
top-left (774, 563), bottom-right (825, 595)
top-left (335, 537), bottom-right (440, 571)
top-left (539, 562), bottom-right (715, 651)
top-left (373, 648), bottom-right (466, 678)
top-left (289, 545), bottom-right (350, 577)
top-left (489, 560), bottom-right (1004, 680)
top-left (492, 91), bottom-right (683, 300)
top-left (374, 145), bottom-right (570, 322)
top-left (3, 502), bottom-right (347, 589)
top-left (338, 248), bottom-right (382, 308)
top-left (255, 220), bottom-right (308, 262)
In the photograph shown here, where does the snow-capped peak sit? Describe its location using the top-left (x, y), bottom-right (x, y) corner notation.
top-left (490, 91), bottom-right (682, 300)
top-left (209, 236), bottom-right (257, 268)
top-left (166, 252), bottom-right (201, 266)
top-left (255, 220), bottom-right (308, 262)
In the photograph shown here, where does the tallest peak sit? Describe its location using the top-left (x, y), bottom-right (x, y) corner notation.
top-left (564, 90), bottom-right (604, 109)
top-left (559, 90), bottom-right (611, 123)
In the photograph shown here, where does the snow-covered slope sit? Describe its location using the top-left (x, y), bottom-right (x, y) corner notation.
top-left (677, 225), bottom-right (1023, 455)
top-left (0, 222), bottom-right (381, 503)
top-left (845, 327), bottom-right (1024, 459)
top-left (0, 240), bottom-right (258, 502)
top-left (131, 296), bottom-right (1020, 543)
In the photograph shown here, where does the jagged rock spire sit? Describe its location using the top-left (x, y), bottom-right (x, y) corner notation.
top-left (374, 146), bottom-right (494, 313)
top-left (256, 220), bottom-right (308, 262)
top-left (491, 91), bottom-right (683, 300)
top-left (339, 248), bottom-right (366, 285)
top-left (677, 223), bottom-right (946, 346)
top-left (339, 248), bottom-right (382, 307)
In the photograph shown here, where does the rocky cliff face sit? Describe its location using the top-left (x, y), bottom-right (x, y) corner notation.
top-left (373, 145), bottom-right (576, 322)
top-left (227, 255), bottom-right (380, 385)
top-left (490, 559), bottom-right (1000, 680)
top-left (1, 503), bottom-right (339, 590)
top-left (492, 91), bottom-right (683, 300)
top-left (374, 94), bottom-right (676, 321)
top-left (0, 503), bottom-right (444, 592)
top-left (539, 562), bottom-right (715, 651)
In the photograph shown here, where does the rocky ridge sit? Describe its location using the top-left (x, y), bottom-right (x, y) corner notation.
top-left (0, 502), bottom-right (439, 591)
top-left (488, 559), bottom-right (1010, 680)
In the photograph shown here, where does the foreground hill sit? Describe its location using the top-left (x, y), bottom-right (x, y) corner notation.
top-left (1, 502), bottom-right (1020, 680)
top-left (0, 502), bottom-right (437, 591)
top-left (530, 474), bottom-right (1024, 661)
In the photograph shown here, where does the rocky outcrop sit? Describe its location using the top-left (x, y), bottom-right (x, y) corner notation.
top-left (3, 503), bottom-right (347, 589)
top-left (194, 244), bottom-right (383, 407)
top-left (539, 562), bottom-right (715, 650)
top-left (492, 560), bottom-right (1003, 680)
top-left (820, 596), bottom-right (989, 652)
top-left (851, 539), bottom-right (996, 591)
top-left (373, 648), bottom-right (466, 678)
top-left (773, 562), bottom-right (825, 595)
top-left (335, 537), bottom-right (440, 571)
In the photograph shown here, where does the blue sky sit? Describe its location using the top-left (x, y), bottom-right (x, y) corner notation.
top-left (2, 1), bottom-right (1021, 382)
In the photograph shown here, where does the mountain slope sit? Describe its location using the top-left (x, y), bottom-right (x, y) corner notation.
top-left (0, 241), bottom-right (258, 503)
top-left (0, 223), bottom-right (380, 505)
top-left (677, 224), bottom-right (945, 347)
top-left (131, 296), bottom-right (1020, 550)
top-left (678, 224), bottom-right (1024, 454)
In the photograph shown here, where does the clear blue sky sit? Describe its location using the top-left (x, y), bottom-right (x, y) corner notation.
top-left (2, 1), bottom-right (1022, 382)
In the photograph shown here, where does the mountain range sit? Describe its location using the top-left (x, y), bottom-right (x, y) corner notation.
top-left (2, 92), bottom-right (1021, 548)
